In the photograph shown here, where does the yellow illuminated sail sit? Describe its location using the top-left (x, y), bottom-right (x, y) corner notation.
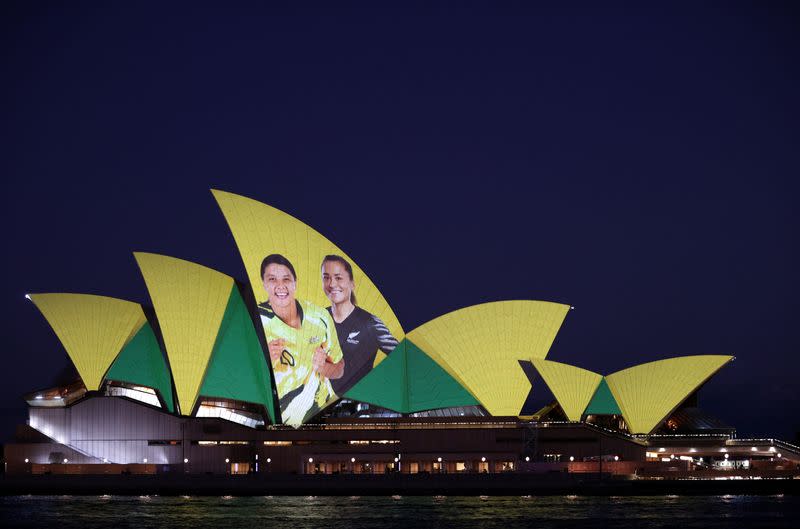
top-left (134, 252), bottom-right (233, 415)
top-left (605, 355), bottom-right (734, 434)
top-left (211, 189), bottom-right (404, 343)
top-left (28, 293), bottom-right (146, 390)
top-left (407, 300), bottom-right (570, 416)
top-left (529, 359), bottom-right (602, 421)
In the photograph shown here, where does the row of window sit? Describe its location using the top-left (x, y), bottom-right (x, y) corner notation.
top-left (148, 439), bottom-right (404, 447)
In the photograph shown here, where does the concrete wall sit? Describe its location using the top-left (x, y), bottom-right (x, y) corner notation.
top-left (11, 396), bottom-right (648, 476)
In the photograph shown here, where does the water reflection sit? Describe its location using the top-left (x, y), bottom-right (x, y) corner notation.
top-left (0, 495), bottom-right (797, 529)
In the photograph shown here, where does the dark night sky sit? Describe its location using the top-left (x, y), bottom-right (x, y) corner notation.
top-left (2, 2), bottom-right (798, 442)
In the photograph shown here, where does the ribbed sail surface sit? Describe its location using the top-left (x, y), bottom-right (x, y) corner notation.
top-left (605, 355), bottom-right (734, 434)
top-left (105, 322), bottom-right (175, 412)
top-left (584, 378), bottom-right (621, 416)
top-left (211, 189), bottom-right (404, 345)
top-left (407, 300), bottom-right (570, 416)
top-left (345, 338), bottom-right (479, 413)
top-left (134, 252), bottom-right (234, 415)
top-left (344, 340), bottom-right (407, 412)
top-left (29, 293), bottom-right (147, 390)
top-left (530, 359), bottom-right (602, 421)
top-left (199, 287), bottom-right (276, 423)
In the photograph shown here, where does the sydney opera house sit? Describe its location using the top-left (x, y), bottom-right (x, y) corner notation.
top-left (4, 190), bottom-right (798, 478)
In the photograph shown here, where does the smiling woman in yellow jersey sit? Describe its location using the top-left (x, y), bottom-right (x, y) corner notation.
top-left (258, 254), bottom-right (344, 426)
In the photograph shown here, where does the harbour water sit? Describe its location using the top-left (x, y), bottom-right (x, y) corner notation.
top-left (0, 494), bottom-right (797, 528)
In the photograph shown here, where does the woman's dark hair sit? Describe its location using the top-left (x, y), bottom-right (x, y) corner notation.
top-left (322, 254), bottom-right (357, 305)
top-left (260, 254), bottom-right (296, 281)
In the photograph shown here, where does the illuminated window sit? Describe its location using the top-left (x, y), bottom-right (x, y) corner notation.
top-left (106, 385), bottom-right (162, 408)
top-left (231, 462), bottom-right (250, 475)
top-left (196, 404), bottom-right (264, 428)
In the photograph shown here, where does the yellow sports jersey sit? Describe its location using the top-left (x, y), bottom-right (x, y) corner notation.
top-left (258, 299), bottom-right (343, 426)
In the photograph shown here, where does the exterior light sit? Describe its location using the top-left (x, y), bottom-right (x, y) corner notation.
top-left (658, 448), bottom-right (665, 452)
top-left (184, 458), bottom-right (189, 463)
top-left (63, 458), bottom-right (68, 463)
top-left (266, 458), bottom-right (271, 463)
top-left (614, 456), bottom-right (619, 461)
top-left (255, 454), bottom-right (258, 460)
top-left (569, 456), bottom-right (574, 462)
top-left (24, 458), bottom-right (29, 463)
top-left (777, 453), bottom-right (782, 458)
top-left (308, 458), bottom-right (313, 463)
top-left (525, 456), bottom-right (530, 462)
top-left (25, 294), bottom-right (31, 301)
top-left (143, 458), bottom-right (148, 463)
top-left (225, 458), bottom-right (230, 463)
top-left (724, 453), bottom-right (729, 459)
top-left (394, 457), bottom-right (399, 463)
top-left (769, 447), bottom-right (776, 453)
top-left (751, 447), bottom-right (757, 452)
top-left (670, 454), bottom-right (675, 460)
top-left (437, 457), bottom-right (442, 462)
top-left (481, 457), bottom-right (486, 462)
top-left (103, 458), bottom-right (108, 463)
top-left (351, 457), bottom-right (355, 463)
top-left (720, 448), bottom-right (727, 453)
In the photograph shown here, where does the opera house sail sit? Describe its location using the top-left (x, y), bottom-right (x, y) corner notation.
top-left (8, 189), bottom-right (796, 478)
